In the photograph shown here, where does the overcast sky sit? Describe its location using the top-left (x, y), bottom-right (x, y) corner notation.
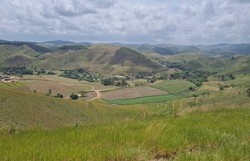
top-left (0, 0), bottom-right (250, 44)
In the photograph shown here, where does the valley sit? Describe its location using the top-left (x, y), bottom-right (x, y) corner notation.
top-left (0, 40), bottom-right (250, 161)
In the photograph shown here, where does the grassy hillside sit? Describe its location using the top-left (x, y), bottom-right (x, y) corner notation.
top-left (36, 45), bottom-right (163, 74)
top-left (0, 42), bottom-right (51, 53)
top-left (151, 80), bottom-right (196, 94)
top-left (0, 44), bottom-right (41, 68)
top-left (0, 88), bottom-right (146, 129)
top-left (221, 55), bottom-right (250, 74)
top-left (160, 53), bottom-right (250, 74)
top-left (125, 43), bottom-right (250, 56)
top-left (0, 76), bottom-right (249, 160)
top-left (0, 107), bottom-right (249, 160)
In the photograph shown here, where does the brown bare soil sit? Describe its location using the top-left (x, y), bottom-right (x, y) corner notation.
top-left (101, 86), bottom-right (167, 100)
top-left (21, 80), bottom-right (92, 98)
top-left (84, 91), bottom-right (97, 101)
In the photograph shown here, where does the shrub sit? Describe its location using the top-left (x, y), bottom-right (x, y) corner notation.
top-left (55, 93), bottom-right (63, 98)
top-left (70, 93), bottom-right (78, 100)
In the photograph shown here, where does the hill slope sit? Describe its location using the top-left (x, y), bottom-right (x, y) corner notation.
top-left (36, 45), bottom-right (164, 74)
top-left (124, 43), bottom-right (250, 56)
top-left (0, 87), bottom-right (142, 129)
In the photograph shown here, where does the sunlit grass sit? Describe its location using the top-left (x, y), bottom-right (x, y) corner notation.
top-left (0, 108), bottom-right (249, 160)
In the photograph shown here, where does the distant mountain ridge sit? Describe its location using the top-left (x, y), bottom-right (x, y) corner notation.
top-left (0, 40), bottom-right (164, 74)
top-left (1, 39), bottom-right (250, 56)
top-left (122, 43), bottom-right (250, 56)
top-left (0, 41), bottom-right (52, 53)
top-left (39, 40), bottom-right (92, 48)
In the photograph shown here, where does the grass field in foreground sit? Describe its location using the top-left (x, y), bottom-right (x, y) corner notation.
top-left (0, 108), bottom-right (249, 161)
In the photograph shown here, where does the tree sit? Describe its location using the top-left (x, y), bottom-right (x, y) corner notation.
top-left (79, 91), bottom-right (87, 97)
top-left (246, 88), bottom-right (250, 97)
top-left (70, 93), bottom-right (78, 100)
top-left (219, 85), bottom-right (224, 91)
top-left (45, 89), bottom-right (52, 96)
top-left (55, 93), bottom-right (63, 98)
top-left (102, 78), bottom-right (113, 86)
top-left (46, 71), bottom-right (56, 75)
top-left (189, 86), bottom-right (195, 91)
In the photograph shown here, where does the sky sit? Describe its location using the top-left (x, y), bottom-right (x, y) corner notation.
top-left (0, 0), bottom-right (250, 44)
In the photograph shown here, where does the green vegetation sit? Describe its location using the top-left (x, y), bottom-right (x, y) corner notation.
top-left (246, 88), bottom-right (250, 97)
top-left (151, 80), bottom-right (196, 94)
top-left (104, 89), bottom-right (211, 105)
top-left (55, 93), bottom-right (63, 98)
top-left (1, 67), bottom-right (33, 75)
top-left (0, 108), bottom-right (250, 160)
top-left (169, 71), bottom-right (214, 86)
top-left (0, 41), bottom-right (51, 53)
top-left (60, 69), bottom-right (98, 82)
top-left (0, 88), bottom-right (143, 129)
top-left (0, 41), bottom-right (250, 160)
top-left (105, 94), bottom-right (180, 105)
top-left (70, 93), bottom-right (78, 100)
top-left (101, 77), bottom-right (129, 87)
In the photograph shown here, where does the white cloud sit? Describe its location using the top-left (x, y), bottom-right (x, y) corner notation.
top-left (0, 0), bottom-right (249, 44)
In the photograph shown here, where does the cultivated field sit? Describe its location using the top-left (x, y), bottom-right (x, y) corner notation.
top-left (17, 75), bottom-right (118, 99)
top-left (151, 80), bottom-right (196, 94)
top-left (105, 93), bottom-right (186, 105)
top-left (197, 81), bottom-right (221, 91)
top-left (101, 86), bottom-right (167, 100)
top-left (21, 80), bottom-right (92, 98)
top-left (21, 75), bottom-right (115, 90)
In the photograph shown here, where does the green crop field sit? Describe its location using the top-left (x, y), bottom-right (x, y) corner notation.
top-left (105, 94), bottom-right (180, 105)
top-left (104, 90), bottom-right (212, 105)
top-left (150, 80), bottom-right (196, 94)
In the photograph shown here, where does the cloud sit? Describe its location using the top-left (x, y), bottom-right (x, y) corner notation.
top-left (0, 0), bottom-right (249, 44)
top-left (54, 1), bottom-right (96, 17)
top-left (229, 0), bottom-right (250, 3)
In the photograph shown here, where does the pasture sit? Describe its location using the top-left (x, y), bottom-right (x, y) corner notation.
top-left (21, 79), bottom-right (92, 98)
top-left (151, 80), bottom-right (195, 94)
top-left (0, 108), bottom-right (249, 161)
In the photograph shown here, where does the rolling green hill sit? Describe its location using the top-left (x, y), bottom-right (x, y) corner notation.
top-left (0, 41), bottom-right (249, 75)
top-left (0, 44), bottom-right (40, 68)
top-left (124, 43), bottom-right (250, 56)
top-left (0, 82), bottom-right (249, 160)
top-left (0, 87), bottom-right (143, 129)
top-left (35, 45), bottom-right (164, 74)
top-left (160, 53), bottom-right (250, 74)
top-left (0, 41), bottom-right (51, 53)
top-left (0, 42), bottom-right (164, 74)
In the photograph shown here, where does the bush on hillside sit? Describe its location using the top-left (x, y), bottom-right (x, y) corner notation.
top-left (70, 93), bottom-right (78, 100)
top-left (55, 93), bottom-right (63, 98)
